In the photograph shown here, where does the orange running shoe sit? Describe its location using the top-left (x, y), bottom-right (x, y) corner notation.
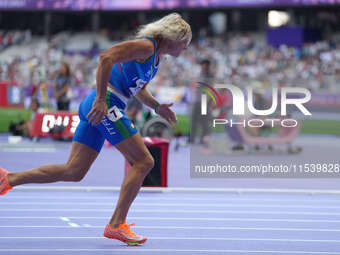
top-left (103, 222), bottom-right (147, 245)
top-left (0, 168), bottom-right (12, 195)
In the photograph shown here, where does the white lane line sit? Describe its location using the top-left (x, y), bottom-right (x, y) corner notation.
top-left (2, 216), bottom-right (340, 223)
top-left (12, 185), bottom-right (340, 195)
top-left (5, 196), bottom-right (340, 203)
top-left (2, 148), bottom-right (56, 152)
top-left (59, 217), bottom-right (79, 228)
top-left (68, 223), bottom-right (79, 227)
top-left (3, 208), bottom-right (340, 216)
top-left (0, 226), bottom-right (76, 228)
top-left (1, 225), bottom-right (340, 232)
top-left (4, 202), bottom-right (340, 209)
top-left (1, 236), bottom-right (340, 243)
top-left (0, 249), bottom-right (339, 254)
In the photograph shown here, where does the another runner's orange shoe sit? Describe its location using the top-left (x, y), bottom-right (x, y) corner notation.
top-left (104, 221), bottom-right (147, 245)
top-left (0, 168), bottom-right (12, 195)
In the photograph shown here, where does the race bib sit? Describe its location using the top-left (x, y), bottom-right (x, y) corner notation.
top-left (108, 106), bottom-right (123, 122)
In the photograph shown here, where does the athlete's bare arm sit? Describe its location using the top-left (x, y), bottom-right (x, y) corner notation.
top-left (136, 87), bottom-right (177, 125)
top-left (134, 85), bottom-right (158, 109)
top-left (87, 39), bottom-right (155, 125)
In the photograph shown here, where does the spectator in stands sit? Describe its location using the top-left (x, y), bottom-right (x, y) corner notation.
top-left (54, 62), bottom-right (72, 111)
top-left (247, 82), bottom-right (271, 137)
top-left (190, 59), bottom-right (214, 146)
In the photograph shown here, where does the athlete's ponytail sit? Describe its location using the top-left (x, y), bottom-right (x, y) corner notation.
top-left (136, 13), bottom-right (192, 44)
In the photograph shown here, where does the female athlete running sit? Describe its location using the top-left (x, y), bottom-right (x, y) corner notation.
top-left (0, 13), bottom-right (192, 245)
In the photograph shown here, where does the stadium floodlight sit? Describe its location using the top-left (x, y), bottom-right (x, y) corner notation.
top-left (268, 10), bottom-right (290, 27)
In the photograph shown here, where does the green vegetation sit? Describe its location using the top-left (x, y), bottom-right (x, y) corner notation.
top-left (300, 119), bottom-right (340, 136)
top-left (174, 115), bottom-right (340, 137)
top-left (0, 108), bottom-right (31, 133)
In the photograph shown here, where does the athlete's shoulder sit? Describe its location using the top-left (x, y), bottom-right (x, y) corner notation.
top-left (100, 37), bottom-right (155, 64)
top-left (124, 38), bottom-right (154, 54)
top-left (115, 38), bottom-right (155, 62)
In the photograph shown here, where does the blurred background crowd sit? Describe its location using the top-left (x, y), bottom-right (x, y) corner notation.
top-left (1, 32), bottom-right (340, 106)
top-left (1, 5), bottom-right (340, 112)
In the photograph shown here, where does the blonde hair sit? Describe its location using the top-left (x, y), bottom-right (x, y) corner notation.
top-left (136, 13), bottom-right (192, 44)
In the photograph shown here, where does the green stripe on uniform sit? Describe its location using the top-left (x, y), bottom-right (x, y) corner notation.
top-left (106, 91), bottom-right (111, 108)
top-left (113, 119), bottom-right (131, 139)
top-left (105, 90), bottom-right (131, 139)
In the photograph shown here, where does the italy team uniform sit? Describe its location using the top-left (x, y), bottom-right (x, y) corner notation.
top-left (73, 37), bottom-right (160, 152)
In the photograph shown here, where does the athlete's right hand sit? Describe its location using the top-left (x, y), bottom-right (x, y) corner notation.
top-left (87, 98), bottom-right (108, 125)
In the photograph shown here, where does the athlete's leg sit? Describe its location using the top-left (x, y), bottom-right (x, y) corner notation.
top-left (3, 89), bottom-right (104, 190)
top-left (7, 142), bottom-right (99, 187)
top-left (109, 133), bottom-right (154, 227)
top-left (91, 90), bottom-right (153, 227)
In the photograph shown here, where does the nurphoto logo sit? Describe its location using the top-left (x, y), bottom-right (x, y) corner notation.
top-left (199, 82), bottom-right (312, 128)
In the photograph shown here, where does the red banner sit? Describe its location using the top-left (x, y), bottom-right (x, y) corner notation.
top-left (0, 82), bottom-right (7, 107)
top-left (0, 81), bottom-right (24, 108)
top-left (30, 112), bottom-right (79, 139)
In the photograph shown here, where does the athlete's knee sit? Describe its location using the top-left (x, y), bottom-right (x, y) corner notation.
top-left (145, 155), bottom-right (155, 170)
top-left (136, 155), bottom-right (154, 175)
top-left (62, 164), bottom-right (89, 182)
top-left (67, 172), bottom-right (84, 182)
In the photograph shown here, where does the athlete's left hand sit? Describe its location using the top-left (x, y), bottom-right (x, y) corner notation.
top-left (156, 103), bottom-right (177, 126)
